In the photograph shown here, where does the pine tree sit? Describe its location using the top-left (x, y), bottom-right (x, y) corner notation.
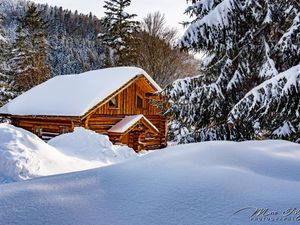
top-left (0, 13), bottom-right (14, 106)
top-left (162, 0), bottom-right (300, 143)
top-left (98, 0), bottom-right (140, 66)
top-left (9, 3), bottom-right (51, 94)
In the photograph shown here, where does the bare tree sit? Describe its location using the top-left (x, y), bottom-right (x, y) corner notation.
top-left (132, 12), bottom-right (199, 88)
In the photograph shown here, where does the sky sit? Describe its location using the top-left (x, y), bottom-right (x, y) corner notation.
top-left (31, 0), bottom-right (189, 35)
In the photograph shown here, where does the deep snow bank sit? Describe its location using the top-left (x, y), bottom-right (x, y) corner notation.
top-left (0, 140), bottom-right (299, 225)
top-left (0, 124), bottom-right (137, 183)
top-left (48, 127), bottom-right (137, 163)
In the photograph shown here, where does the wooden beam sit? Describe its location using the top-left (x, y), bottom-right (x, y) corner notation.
top-left (85, 115), bottom-right (91, 129)
top-left (3, 115), bottom-right (81, 121)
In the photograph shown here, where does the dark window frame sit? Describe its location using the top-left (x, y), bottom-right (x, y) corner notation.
top-left (136, 94), bottom-right (144, 109)
top-left (108, 95), bottom-right (119, 108)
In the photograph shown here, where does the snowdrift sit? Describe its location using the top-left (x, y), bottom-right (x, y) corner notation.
top-left (0, 124), bottom-right (137, 183)
top-left (0, 140), bottom-right (299, 225)
top-left (48, 127), bottom-right (137, 163)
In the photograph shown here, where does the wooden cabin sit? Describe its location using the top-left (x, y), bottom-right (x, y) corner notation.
top-left (0, 67), bottom-right (167, 152)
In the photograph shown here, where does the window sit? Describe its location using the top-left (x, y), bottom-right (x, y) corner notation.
top-left (109, 96), bottom-right (119, 108)
top-left (34, 127), bottom-right (43, 137)
top-left (136, 95), bottom-right (143, 108)
top-left (60, 126), bottom-right (69, 134)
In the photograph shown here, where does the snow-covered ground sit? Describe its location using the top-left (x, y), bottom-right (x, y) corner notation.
top-left (0, 124), bottom-right (137, 183)
top-left (0, 139), bottom-right (299, 225)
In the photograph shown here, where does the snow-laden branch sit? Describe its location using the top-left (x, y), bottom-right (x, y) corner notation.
top-left (230, 64), bottom-right (300, 120)
top-left (277, 12), bottom-right (300, 49)
top-left (180, 0), bottom-right (236, 49)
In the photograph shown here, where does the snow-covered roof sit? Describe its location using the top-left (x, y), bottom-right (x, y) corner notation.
top-left (0, 67), bottom-right (161, 117)
top-left (108, 115), bottom-right (159, 134)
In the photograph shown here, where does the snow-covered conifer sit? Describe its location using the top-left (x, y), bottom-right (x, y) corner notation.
top-left (98, 0), bottom-right (140, 66)
top-left (229, 65), bottom-right (300, 142)
top-left (0, 13), bottom-right (14, 106)
top-left (9, 3), bottom-right (51, 94)
top-left (162, 0), bottom-right (300, 143)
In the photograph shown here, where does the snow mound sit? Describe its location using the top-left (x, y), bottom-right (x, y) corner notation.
top-left (0, 140), bottom-right (299, 225)
top-left (0, 124), bottom-right (98, 183)
top-left (48, 127), bottom-right (137, 163)
top-left (0, 124), bottom-right (137, 183)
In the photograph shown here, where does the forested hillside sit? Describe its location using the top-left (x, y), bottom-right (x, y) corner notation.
top-left (0, 0), bottom-right (104, 76)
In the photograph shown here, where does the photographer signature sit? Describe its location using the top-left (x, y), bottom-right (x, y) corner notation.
top-left (234, 207), bottom-right (300, 222)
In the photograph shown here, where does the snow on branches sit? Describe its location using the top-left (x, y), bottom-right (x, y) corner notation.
top-left (162, 0), bottom-right (300, 143)
top-left (99, 0), bottom-right (140, 66)
top-left (229, 65), bottom-right (300, 141)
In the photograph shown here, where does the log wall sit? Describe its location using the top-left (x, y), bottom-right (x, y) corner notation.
top-left (11, 117), bottom-right (81, 141)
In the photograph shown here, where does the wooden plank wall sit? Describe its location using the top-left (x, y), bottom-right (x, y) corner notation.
top-left (11, 118), bottom-right (80, 141)
top-left (87, 115), bottom-right (124, 134)
top-left (96, 78), bottom-right (160, 116)
top-left (145, 115), bottom-right (168, 149)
